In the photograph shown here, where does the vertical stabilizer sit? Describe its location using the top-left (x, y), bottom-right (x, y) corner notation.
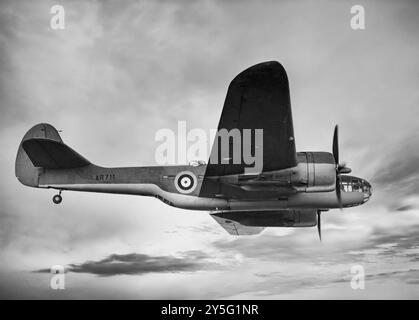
top-left (15, 123), bottom-right (63, 187)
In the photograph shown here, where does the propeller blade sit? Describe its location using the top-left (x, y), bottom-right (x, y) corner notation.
top-left (317, 211), bottom-right (322, 241)
top-left (333, 125), bottom-right (339, 165)
top-left (333, 125), bottom-right (343, 210)
top-left (336, 175), bottom-right (343, 210)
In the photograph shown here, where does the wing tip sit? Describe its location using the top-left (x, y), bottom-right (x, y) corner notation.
top-left (232, 61), bottom-right (287, 83)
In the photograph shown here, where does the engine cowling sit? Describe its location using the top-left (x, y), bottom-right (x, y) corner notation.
top-left (291, 152), bottom-right (336, 192)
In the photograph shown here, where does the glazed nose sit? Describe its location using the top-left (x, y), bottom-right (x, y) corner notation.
top-left (362, 181), bottom-right (372, 203)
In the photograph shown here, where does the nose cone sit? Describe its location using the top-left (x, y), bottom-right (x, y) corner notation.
top-left (362, 180), bottom-right (372, 203)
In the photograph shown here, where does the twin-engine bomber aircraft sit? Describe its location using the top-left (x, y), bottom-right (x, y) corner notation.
top-left (15, 61), bottom-right (372, 238)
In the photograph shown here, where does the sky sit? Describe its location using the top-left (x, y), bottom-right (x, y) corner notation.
top-left (1, 0), bottom-right (419, 299)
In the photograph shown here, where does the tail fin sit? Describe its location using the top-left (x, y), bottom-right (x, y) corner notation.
top-left (15, 123), bottom-right (90, 187)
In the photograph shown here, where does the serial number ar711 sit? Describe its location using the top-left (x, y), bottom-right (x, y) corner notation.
top-left (94, 173), bottom-right (116, 182)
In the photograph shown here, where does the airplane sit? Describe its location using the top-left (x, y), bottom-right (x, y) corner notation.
top-left (15, 61), bottom-right (372, 238)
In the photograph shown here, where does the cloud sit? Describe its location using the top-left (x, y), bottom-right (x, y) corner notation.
top-left (213, 222), bottom-right (419, 261)
top-left (35, 251), bottom-right (215, 276)
top-left (362, 128), bottom-right (419, 211)
top-left (372, 132), bottom-right (419, 192)
top-left (395, 204), bottom-right (415, 212)
top-left (1, 0), bottom-right (419, 299)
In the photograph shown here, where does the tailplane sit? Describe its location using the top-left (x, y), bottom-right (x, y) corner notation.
top-left (15, 123), bottom-right (90, 187)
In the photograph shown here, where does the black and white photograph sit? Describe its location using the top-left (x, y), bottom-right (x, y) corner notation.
top-left (1, 0), bottom-right (419, 306)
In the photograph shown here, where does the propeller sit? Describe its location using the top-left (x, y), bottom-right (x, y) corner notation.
top-left (317, 125), bottom-right (352, 241)
top-left (317, 210), bottom-right (322, 241)
top-left (332, 125), bottom-right (351, 210)
top-left (333, 125), bottom-right (339, 166)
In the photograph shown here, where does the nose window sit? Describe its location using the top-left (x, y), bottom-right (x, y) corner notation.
top-left (340, 176), bottom-right (370, 194)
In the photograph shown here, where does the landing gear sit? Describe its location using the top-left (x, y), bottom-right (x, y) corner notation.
top-left (53, 191), bottom-right (62, 204)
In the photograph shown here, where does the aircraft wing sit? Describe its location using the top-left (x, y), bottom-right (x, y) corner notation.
top-left (204, 61), bottom-right (297, 177)
top-left (210, 213), bottom-right (265, 235)
top-left (210, 209), bottom-right (317, 235)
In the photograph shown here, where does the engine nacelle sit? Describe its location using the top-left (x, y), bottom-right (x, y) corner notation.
top-left (229, 151), bottom-right (336, 194)
top-left (291, 152), bottom-right (336, 192)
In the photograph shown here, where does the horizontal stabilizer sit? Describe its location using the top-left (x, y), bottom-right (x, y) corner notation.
top-left (22, 138), bottom-right (90, 169)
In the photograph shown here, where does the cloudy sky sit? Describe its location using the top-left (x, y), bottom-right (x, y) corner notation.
top-left (1, 0), bottom-right (419, 299)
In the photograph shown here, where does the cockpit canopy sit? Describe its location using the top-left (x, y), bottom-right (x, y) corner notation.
top-left (189, 160), bottom-right (206, 167)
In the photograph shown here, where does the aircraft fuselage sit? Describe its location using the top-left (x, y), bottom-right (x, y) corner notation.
top-left (33, 152), bottom-right (371, 211)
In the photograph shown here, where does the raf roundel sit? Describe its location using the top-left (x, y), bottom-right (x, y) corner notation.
top-left (174, 171), bottom-right (197, 194)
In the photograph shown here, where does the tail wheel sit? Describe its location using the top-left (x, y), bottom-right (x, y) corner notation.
top-left (53, 193), bottom-right (62, 204)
